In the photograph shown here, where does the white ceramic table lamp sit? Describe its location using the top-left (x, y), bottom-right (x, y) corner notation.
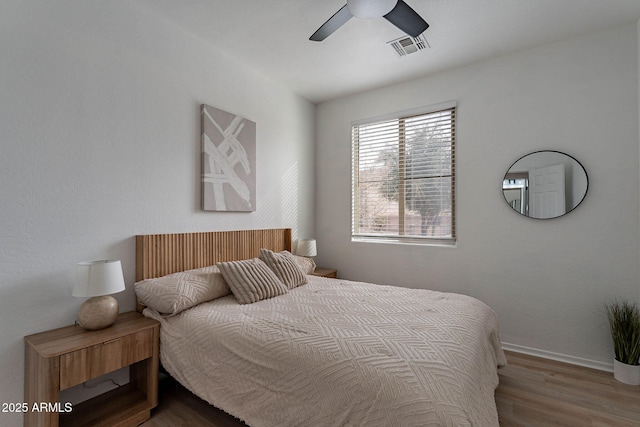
top-left (296, 239), bottom-right (317, 257)
top-left (73, 259), bottom-right (126, 330)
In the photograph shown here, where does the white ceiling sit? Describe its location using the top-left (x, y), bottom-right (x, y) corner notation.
top-left (133, 0), bottom-right (640, 104)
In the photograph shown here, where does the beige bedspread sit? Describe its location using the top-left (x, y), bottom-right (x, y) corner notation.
top-left (143, 275), bottom-right (506, 426)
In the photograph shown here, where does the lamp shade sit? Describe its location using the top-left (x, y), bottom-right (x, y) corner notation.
top-left (73, 259), bottom-right (126, 297)
top-left (296, 239), bottom-right (317, 257)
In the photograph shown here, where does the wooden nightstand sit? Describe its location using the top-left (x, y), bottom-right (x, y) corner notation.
top-left (311, 267), bottom-right (337, 278)
top-left (24, 311), bottom-right (159, 427)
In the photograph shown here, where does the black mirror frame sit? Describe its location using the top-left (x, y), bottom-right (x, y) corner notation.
top-left (502, 150), bottom-right (589, 220)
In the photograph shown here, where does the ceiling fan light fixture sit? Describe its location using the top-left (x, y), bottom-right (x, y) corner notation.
top-left (310, 0), bottom-right (426, 42)
top-left (347, 0), bottom-right (398, 19)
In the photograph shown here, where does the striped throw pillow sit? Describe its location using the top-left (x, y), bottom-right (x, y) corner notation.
top-left (259, 249), bottom-right (308, 289)
top-left (218, 258), bottom-right (288, 304)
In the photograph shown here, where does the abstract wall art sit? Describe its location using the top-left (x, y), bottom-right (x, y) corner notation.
top-left (201, 104), bottom-right (256, 211)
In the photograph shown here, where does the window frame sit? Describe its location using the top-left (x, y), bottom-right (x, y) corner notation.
top-left (351, 101), bottom-right (457, 246)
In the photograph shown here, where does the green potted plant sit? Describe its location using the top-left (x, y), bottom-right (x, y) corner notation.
top-left (606, 300), bottom-right (640, 385)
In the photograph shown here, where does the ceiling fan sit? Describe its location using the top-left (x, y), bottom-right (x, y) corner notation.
top-left (310, 0), bottom-right (429, 42)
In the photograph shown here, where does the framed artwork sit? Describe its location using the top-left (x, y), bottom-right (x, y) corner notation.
top-left (201, 104), bottom-right (256, 211)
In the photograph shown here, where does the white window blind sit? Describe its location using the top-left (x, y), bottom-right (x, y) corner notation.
top-left (352, 103), bottom-right (456, 245)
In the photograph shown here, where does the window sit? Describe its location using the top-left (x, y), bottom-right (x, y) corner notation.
top-left (351, 102), bottom-right (456, 245)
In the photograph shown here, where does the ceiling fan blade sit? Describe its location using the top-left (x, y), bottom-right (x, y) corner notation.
top-left (310, 5), bottom-right (352, 41)
top-left (383, 0), bottom-right (429, 37)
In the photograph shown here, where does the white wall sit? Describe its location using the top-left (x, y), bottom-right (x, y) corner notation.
top-left (0, 1), bottom-right (315, 425)
top-left (316, 24), bottom-right (639, 369)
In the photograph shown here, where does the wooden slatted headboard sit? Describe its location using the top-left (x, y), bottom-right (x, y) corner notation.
top-left (135, 228), bottom-right (292, 311)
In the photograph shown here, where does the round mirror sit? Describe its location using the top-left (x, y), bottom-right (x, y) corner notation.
top-left (502, 151), bottom-right (588, 219)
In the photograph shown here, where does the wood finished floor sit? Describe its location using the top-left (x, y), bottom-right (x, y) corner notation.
top-left (496, 351), bottom-right (640, 426)
top-left (140, 351), bottom-right (640, 426)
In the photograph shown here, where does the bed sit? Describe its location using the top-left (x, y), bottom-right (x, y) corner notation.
top-left (135, 228), bottom-right (506, 426)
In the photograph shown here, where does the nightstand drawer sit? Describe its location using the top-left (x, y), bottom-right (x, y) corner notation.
top-left (59, 328), bottom-right (153, 390)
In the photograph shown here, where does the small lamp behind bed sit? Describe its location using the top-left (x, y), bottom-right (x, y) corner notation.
top-left (296, 239), bottom-right (317, 258)
top-left (296, 239), bottom-right (317, 274)
top-left (73, 259), bottom-right (126, 330)
top-left (296, 238), bottom-right (317, 272)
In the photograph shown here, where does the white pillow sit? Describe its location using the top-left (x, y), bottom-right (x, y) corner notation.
top-left (185, 265), bottom-right (231, 296)
top-left (135, 268), bottom-right (229, 315)
top-left (291, 254), bottom-right (316, 275)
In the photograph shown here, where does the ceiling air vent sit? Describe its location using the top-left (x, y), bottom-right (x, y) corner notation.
top-left (388, 34), bottom-right (429, 57)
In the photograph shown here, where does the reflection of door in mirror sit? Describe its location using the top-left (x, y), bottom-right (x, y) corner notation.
top-left (529, 163), bottom-right (565, 218)
top-left (502, 151), bottom-right (588, 219)
top-left (503, 172), bottom-right (528, 215)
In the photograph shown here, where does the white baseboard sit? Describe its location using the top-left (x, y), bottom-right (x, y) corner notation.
top-left (501, 342), bottom-right (613, 373)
